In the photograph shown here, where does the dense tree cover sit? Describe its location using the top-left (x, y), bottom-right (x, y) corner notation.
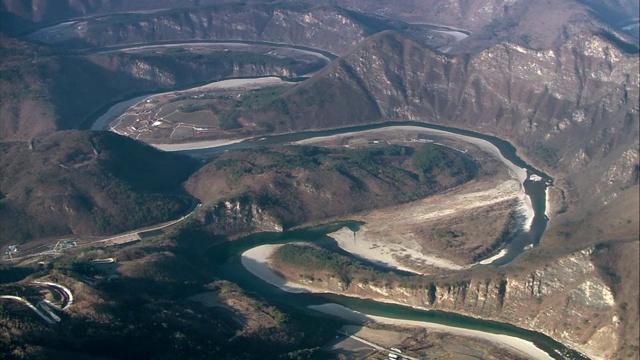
top-left (215, 145), bottom-right (416, 183)
top-left (271, 243), bottom-right (443, 300)
top-left (533, 144), bottom-right (559, 167)
top-left (411, 143), bottom-right (474, 181)
top-left (204, 144), bottom-right (477, 235)
top-left (0, 131), bottom-right (199, 242)
top-left (274, 243), bottom-right (371, 287)
top-left (0, 232), bottom-right (341, 360)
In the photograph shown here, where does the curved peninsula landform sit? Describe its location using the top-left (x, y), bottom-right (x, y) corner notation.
top-left (97, 77), bottom-right (550, 268)
top-left (2, 3), bottom-right (637, 360)
top-left (94, 77), bottom-right (585, 359)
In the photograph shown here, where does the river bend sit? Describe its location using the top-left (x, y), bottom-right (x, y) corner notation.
top-left (90, 79), bottom-right (588, 360)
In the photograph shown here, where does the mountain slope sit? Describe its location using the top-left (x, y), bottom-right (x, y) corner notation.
top-left (4, 0), bottom-right (637, 46)
top-left (266, 31), bottom-right (638, 230)
top-left (0, 0), bottom-right (242, 33)
top-left (185, 144), bottom-right (476, 234)
top-left (20, 3), bottom-right (384, 55)
top-left (0, 34), bottom-right (325, 141)
top-left (0, 131), bottom-right (199, 244)
top-left (0, 2), bottom-right (637, 359)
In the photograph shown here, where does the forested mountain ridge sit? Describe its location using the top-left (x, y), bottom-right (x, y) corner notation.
top-left (0, 131), bottom-right (198, 243)
top-left (0, 1), bottom-right (637, 359)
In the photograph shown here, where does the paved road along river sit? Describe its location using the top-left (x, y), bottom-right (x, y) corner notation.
top-left (91, 77), bottom-right (587, 360)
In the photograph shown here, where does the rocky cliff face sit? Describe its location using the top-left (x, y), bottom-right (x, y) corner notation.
top-left (43, 3), bottom-right (379, 55)
top-left (1, 2), bottom-right (637, 357)
top-left (289, 247), bottom-right (623, 359)
top-left (278, 30), bottom-right (638, 219)
top-left (202, 200), bottom-right (283, 235)
top-left (299, 30), bottom-right (638, 148)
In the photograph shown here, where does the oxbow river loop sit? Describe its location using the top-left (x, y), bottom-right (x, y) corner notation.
top-left (174, 119), bottom-right (553, 265)
top-left (91, 80), bottom-right (589, 360)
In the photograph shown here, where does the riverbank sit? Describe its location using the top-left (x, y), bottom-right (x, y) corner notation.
top-left (310, 303), bottom-right (553, 360)
top-left (294, 126), bottom-right (529, 184)
top-left (92, 76), bottom-right (292, 133)
top-left (325, 179), bottom-right (531, 272)
top-left (179, 76), bottom-right (292, 92)
top-left (96, 110), bottom-right (550, 272)
top-left (158, 124), bottom-right (538, 268)
top-left (294, 126), bottom-right (535, 266)
top-left (327, 226), bottom-right (463, 272)
top-left (92, 90), bottom-right (547, 263)
top-left (97, 42), bottom-right (332, 62)
top-left (150, 138), bottom-right (247, 152)
top-left (241, 244), bottom-right (310, 293)
top-left (241, 245), bottom-right (554, 360)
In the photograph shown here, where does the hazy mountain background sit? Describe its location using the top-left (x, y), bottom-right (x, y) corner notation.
top-left (0, 1), bottom-right (637, 359)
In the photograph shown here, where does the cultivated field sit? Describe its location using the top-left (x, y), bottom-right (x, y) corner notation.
top-left (109, 77), bottom-right (294, 142)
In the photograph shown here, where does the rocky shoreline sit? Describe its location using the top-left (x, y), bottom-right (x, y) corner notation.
top-left (241, 244), bottom-right (554, 359)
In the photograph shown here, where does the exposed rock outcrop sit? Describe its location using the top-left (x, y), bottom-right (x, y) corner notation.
top-left (282, 247), bottom-right (622, 359)
top-left (34, 3), bottom-right (378, 55)
top-left (203, 200), bottom-right (283, 235)
top-left (274, 30), bottom-right (638, 227)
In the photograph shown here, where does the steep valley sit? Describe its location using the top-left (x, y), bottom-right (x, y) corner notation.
top-left (248, 29), bottom-right (638, 251)
top-left (0, 1), bottom-right (638, 359)
top-left (0, 34), bottom-right (327, 141)
top-left (268, 241), bottom-right (638, 359)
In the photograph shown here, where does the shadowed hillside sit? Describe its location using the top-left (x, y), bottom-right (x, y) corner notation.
top-left (0, 131), bottom-right (199, 244)
top-left (0, 1), bottom-right (637, 359)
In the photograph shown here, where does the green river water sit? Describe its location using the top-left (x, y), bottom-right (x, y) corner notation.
top-left (208, 222), bottom-right (588, 360)
top-left (92, 86), bottom-right (588, 360)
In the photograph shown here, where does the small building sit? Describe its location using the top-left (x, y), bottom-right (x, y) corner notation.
top-left (5, 245), bottom-right (18, 254)
top-left (417, 134), bottom-right (434, 142)
top-left (60, 240), bottom-right (77, 249)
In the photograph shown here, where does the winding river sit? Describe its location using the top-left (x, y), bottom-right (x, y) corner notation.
top-left (209, 222), bottom-right (586, 360)
top-left (91, 81), bottom-right (588, 360)
top-left (178, 120), bottom-right (552, 265)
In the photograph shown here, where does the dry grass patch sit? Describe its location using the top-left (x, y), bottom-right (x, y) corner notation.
top-left (411, 199), bottom-right (519, 264)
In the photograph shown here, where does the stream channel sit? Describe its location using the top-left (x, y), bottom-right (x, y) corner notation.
top-left (92, 84), bottom-right (587, 360)
top-left (180, 120), bottom-right (552, 266)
